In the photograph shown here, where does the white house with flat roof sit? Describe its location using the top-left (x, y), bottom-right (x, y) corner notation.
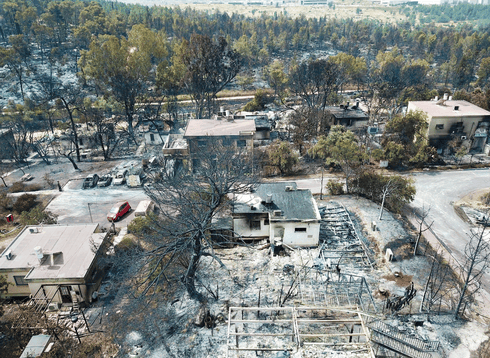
top-left (0, 224), bottom-right (108, 305)
top-left (233, 182), bottom-right (321, 247)
top-left (408, 99), bottom-right (490, 151)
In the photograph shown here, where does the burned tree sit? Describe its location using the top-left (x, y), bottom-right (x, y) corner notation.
top-left (135, 143), bottom-right (256, 301)
top-left (455, 222), bottom-right (490, 319)
top-left (413, 205), bottom-right (433, 256)
top-left (420, 251), bottom-right (454, 318)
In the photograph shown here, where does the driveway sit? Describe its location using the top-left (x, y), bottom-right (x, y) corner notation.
top-left (409, 168), bottom-right (490, 306)
top-left (46, 179), bottom-right (150, 230)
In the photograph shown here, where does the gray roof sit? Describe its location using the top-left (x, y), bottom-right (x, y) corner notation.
top-left (233, 182), bottom-right (320, 221)
top-left (0, 224), bottom-right (106, 281)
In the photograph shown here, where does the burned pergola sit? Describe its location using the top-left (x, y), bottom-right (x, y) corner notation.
top-left (226, 306), bottom-right (375, 357)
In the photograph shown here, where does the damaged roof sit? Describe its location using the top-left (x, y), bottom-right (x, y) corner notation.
top-left (184, 119), bottom-right (256, 137)
top-left (233, 182), bottom-right (320, 221)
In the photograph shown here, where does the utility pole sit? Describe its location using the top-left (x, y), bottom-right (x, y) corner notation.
top-left (320, 165), bottom-right (324, 200)
top-left (87, 203), bottom-right (93, 223)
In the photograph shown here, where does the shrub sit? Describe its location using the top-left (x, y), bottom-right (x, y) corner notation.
top-left (0, 192), bottom-right (13, 211)
top-left (8, 182), bottom-right (26, 193)
top-left (13, 194), bottom-right (38, 214)
top-left (19, 206), bottom-right (57, 225)
top-left (8, 182), bottom-right (42, 193)
top-left (43, 173), bottom-right (55, 188)
top-left (128, 214), bottom-right (158, 237)
top-left (242, 90), bottom-right (270, 112)
top-left (326, 180), bottom-right (344, 195)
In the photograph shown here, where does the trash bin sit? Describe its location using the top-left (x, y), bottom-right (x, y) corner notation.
top-left (5, 214), bottom-right (13, 222)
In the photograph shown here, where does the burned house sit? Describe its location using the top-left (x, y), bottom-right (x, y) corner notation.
top-left (408, 99), bottom-right (490, 151)
top-left (232, 182), bottom-right (321, 247)
top-left (325, 102), bottom-right (369, 129)
top-left (0, 224), bottom-right (108, 305)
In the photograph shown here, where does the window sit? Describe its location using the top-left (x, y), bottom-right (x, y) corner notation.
top-left (222, 138), bottom-right (233, 146)
top-left (250, 220), bottom-right (261, 230)
top-left (294, 227), bottom-right (307, 232)
top-left (14, 275), bottom-right (27, 286)
top-left (237, 140), bottom-right (246, 148)
top-left (150, 133), bottom-right (155, 142)
top-left (264, 218), bottom-right (269, 226)
top-left (198, 140), bottom-right (207, 147)
top-left (435, 124), bottom-right (444, 130)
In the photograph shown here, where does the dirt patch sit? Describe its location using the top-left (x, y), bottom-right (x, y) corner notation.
top-left (454, 187), bottom-right (490, 211)
top-left (382, 273), bottom-right (414, 287)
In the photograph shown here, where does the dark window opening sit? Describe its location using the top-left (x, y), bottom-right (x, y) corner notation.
top-left (237, 140), bottom-right (246, 148)
top-left (198, 140), bottom-right (206, 147)
top-left (150, 133), bottom-right (155, 141)
top-left (295, 227), bottom-right (307, 232)
top-left (264, 218), bottom-right (269, 226)
top-left (435, 124), bottom-right (444, 130)
top-left (250, 220), bottom-right (261, 230)
top-left (14, 275), bottom-right (27, 286)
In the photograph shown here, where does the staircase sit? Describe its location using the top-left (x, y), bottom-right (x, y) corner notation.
top-left (369, 321), bottom-right (439, 358)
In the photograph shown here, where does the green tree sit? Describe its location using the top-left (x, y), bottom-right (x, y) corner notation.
top-left (79, 25), bottom-right (167, 143)
top-left (310, 125), bottom-right (366, 193)
top-left (476, 57), bottom-right (490, 89)
top-left (350, 171), bottom-right (415, 217)
top-left (267, 141), bottom-right (298, 175)
top-left (263, 59), bottom-right (288, 101)
top-left (381, 110), bottom-right (433, 167)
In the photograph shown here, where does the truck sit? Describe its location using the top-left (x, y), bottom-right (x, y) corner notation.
top-left (134, 200), bottom-right (154, 217)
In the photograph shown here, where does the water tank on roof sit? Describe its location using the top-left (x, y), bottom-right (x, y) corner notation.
top-left (34, 246), bottom-right (43, 260)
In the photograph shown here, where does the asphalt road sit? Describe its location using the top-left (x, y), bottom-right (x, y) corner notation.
top-left (295, 168), bottom-right (490, 308)
top-left (409, 168), bottom-right (490, 306)
top-left (46, 179), bottom-right (150, 230)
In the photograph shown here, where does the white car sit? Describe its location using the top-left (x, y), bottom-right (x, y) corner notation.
top-left (113, 169), bottom-right (128, 185)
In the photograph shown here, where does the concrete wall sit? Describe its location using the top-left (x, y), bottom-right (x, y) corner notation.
top-left (233, 216), bottom-right (270, 239)
top-left (1, 269), bottom-right (31, 297)
top-left (427, 115), bottom-right (486, 139)
top-left (271, 221), bottom-right (320, 247)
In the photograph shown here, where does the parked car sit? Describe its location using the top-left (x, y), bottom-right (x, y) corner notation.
top-left (97, 174), bottom-right (112, 187)
top-left (107, 201), bottom-right (131, 222)
top-left (82, 174), bottom-right (99, 189)
top-left (113, 169), bottom-right (128, 185)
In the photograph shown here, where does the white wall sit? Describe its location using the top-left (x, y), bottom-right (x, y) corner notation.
top-left (233, 217), bottom-right (270, 239)
top-left (271, 221), bottom-right (320, 247)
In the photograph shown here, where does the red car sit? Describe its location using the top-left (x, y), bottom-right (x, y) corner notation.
top-left (107, 201), bottom-right (131, 222)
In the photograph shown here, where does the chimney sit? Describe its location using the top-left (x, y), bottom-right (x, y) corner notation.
top-left (454, 106), bottom-right (459, 111)
top-left (449, 96), bottom-right (452, 100)
top-left (50, 253), bottom-right (55, 266)
top-left (443, 93), bottom-right (448, 100)
top-left (434, 96), bottom-right (438, 101)
top-left (266, 194), bottom-right (272, 204)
